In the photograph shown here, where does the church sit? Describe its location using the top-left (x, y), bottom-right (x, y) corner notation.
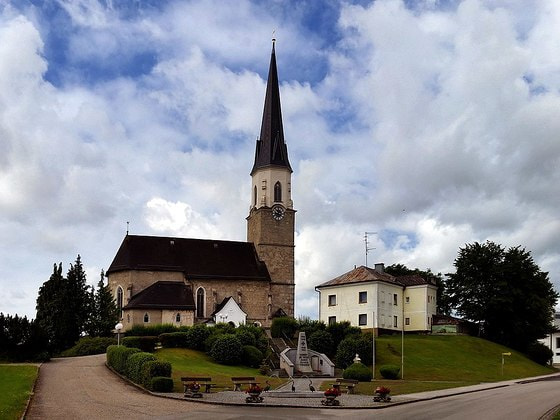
top-left (106, 41), bottom-right (295, 331)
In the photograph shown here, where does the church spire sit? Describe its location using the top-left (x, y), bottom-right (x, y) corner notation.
top-left (251, 39), bottom-right (292, 175)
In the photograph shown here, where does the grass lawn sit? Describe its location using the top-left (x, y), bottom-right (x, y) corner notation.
top-left (156, 348), bottom-right (287, 393)
top-left (0, 364), bottom-right (39, 420)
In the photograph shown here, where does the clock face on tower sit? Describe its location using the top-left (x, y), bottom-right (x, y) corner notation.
top-left (272, 204), bottom-right (285, 221)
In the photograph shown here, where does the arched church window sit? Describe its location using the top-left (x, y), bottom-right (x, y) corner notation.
top-left (274, 181), bottom-right (282, 202)
top-left (116, 286), bottom-right (123, 316)
top-left (253, 186), bottom-right (257, 207)
top-left (175, 313), bottom-right (181, 323)
top-left (196, 288), bottom-right (205, 318)
top-left (143, 313), bottom-right (150, 323)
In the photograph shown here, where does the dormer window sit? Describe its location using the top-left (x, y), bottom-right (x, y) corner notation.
top-left (274, 182), bottom-right (282, 202)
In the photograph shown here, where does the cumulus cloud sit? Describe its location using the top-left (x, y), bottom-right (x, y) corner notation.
top-left (1, 0), bottom-right (559, 320)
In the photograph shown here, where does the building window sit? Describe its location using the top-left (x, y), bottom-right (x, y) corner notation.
top-left (359, 291), bottom-right (367, 304)
top-left (393, 316), bottom-right (398, 328)
top-left (358, 314), bottom-right (367, 326)
top-left (253, 186), bottom-right (257, 207)
top-left (393, 294), bottom-right (398, 306)
top-left (116, 286), bottom-right (123, 316)
top-left (556, 337), bottom-right (560, 349)
top-left (143, 313), bottom-right (150, 323)
top-left (405, 317), bottom-right (410, 326)
top-left (175, 313), bottom-right (181, 323)
top-left (328, 316), bottom-right (336, 325)
top-left (405, 296), bottom-right (410, 304)
top-left (196, 288), bottom-right (205, 318)
top-left (274, 181), bottom-right (282, 202)
top-left (126, 314), bottom-right (130, 323)
top-left (328, 294), bottom-right (336, 306)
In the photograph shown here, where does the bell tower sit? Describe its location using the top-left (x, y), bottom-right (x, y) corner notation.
top-left (247, 39), bottom-right (295, 318)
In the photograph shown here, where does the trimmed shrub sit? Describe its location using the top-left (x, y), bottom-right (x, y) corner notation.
top-left (334, 335), bottom-right (372, 369)
top-left (122, 336), bottom-right (158, 353)
top-left (270, 317), bottom-right (298, 339)
top-left (235, 330), bottom-right (256, 347)
top-left (308, 330), bottom-right (334, 357)
top-left (106, 345), bottom-right (140, 374)
top-left (526, 342), bottom-right (553, 366)
top-left (343, 362), bottom-right (372, 382)
top-left (209, 334), bottom-right (243, 365)
top-left (141, 360), bottom-right (172, 388)
top-left (61, 337), bottom-right (116, 357)
top-left (150, 376), bottom-right (174, 392)
top-left (126, 352), bottom-right (157, 384)
top-left (159, 332), bottom-right (189, 348)
top-left (186, 324), bottom-right (211, 350)
top-left (379, 364), bottom-right (400, 380)
top-left (242, 345), bottom-right (264, 368)
top-left (124, 324), bottom-right (177, 337)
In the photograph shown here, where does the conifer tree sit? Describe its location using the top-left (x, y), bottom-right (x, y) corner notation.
top-left (92, 270), bottom-right (119, 337)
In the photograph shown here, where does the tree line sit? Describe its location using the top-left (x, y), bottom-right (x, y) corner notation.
top-left (1, 255), bottom-right (119, 360)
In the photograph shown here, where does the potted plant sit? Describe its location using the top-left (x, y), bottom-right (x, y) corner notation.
top-left (245, 384), bottom-right (264, 403)
top-left (321, 387), bottom-right (341, 406)
top-left (184, 381), bottom-right (202, 398)
top-left (373, 386), bottom-right (391, 402)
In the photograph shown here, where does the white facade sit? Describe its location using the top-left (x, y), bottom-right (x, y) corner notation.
top-left (538, 313), bottom-right (560, 365)
top-left (316, 265), bottom-right (437, 332)
top-left (212, 297), bottom-right (247, 327)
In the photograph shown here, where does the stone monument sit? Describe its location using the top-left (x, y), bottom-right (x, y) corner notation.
top-left (295, 332), bottom-right (313, 373)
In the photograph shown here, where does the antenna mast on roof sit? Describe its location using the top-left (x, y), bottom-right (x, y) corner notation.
top-left (126, 221), bottom-right (129, 236)
top-left (364, 231), bottom-right (377, 267)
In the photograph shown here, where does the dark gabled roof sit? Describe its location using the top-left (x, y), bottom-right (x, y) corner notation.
top-left (124, 281), bottom-right (195, 310)
top-left (316, 265), bottom-right (432, 289)
top-left (251, 40), bottom-right (292, 175)
top-left (107, 235), bottom-right (271, 281)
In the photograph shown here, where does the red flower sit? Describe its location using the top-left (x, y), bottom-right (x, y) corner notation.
top-left (246, 384), bottom-right (262, 394)
top-left (375, 386), bottom-right (391, 395)
top-left (324, 387), bottom-right (341, 397)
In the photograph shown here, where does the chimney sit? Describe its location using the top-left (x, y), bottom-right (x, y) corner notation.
top-left (374, 263), bottom-right (385, 273)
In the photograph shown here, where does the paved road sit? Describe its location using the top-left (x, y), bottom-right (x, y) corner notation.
top-left (26, 354), bottom-right (560, 419)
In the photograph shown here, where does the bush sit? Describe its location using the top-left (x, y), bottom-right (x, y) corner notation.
top-left (159, 332), bottom-right (189, 348)
top-left (297, 317), bottom-right (326, 337)
top-left (126, 352), bottom-right (157, 384)
top-left (526, 342), bottom-right (553, 366)
top-left (141, 360), bottom-right (172, 388)
top-left (343, 362), bottom-right (372, 382)
top-left (122, 336), bottom-right (158, 353)
top-left (209, 334), bottom-right (243, 365)
top-left (308, 330), bottom-right (334, 356)
top-left (106, 345), bottom-right (140, 374)
top-left (242, 345), bottom-right (264, 368)
top-left (379, 364), bottom-right (400, 379)
top-left (150, 376), bottom-right (174, 392)
top-left (235, 330), bottom-right (256, 347)
top-left (186, 324), bottom-right (211, 350)
top-left (326, 321), bottom-right (361, 350)
top-left (125, 324), bottom-right (177, 337)
top-left (271, 317), bottom-right (298, 339)
top-left (61, 337), bottom-right (117, 357)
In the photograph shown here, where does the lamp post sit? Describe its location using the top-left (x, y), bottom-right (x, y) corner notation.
top-left (115, 322), bottom-right (123, 346)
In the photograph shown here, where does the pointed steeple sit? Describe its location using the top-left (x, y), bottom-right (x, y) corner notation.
top-left (251, 40), bottom-right (292, 175)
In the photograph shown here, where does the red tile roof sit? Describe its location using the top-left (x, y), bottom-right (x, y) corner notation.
top-left (316, 265), bottom-right (430, 289)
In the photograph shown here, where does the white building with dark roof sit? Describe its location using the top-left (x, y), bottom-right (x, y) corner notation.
top-left (315, 263), bottom-right (437, 333)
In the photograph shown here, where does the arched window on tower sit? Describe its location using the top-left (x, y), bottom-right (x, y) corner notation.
top-left (116, 286), bottom-right (123, 317)
top-left (274, 181), bottom-right (282, 203)
top-left (196, 288), bottom-right (205, 318)
top-left (253, 185), bottom-right (257, 207)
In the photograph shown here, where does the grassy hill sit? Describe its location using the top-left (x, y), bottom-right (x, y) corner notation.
top-left (157, 334), bottom-right (557, 395)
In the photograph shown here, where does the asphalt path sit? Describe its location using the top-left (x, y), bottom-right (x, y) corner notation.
top-left (26, 354), bottom-right (560, 419)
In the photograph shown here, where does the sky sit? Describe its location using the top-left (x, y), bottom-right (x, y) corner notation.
top-left (1, 0), bottom-right (559, 321)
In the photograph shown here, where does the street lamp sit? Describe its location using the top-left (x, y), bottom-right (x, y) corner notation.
top-left (115, 322), bottom-right (123, 346)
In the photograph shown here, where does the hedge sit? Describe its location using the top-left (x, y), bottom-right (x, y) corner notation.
top-left (270, 317), bottom-right (298, 338)
top-left (150, 376), bottom-right (174, 392)
top-left (343, 362), bottom-right (372, 382)
top-left (141, 360), bottom-right (172, 389)
top-left (106, 345), bottom-right (140, 374)
top-left (186, 325), bottom-right (211, 350)
top-left (61, 337), bottom-right (116, 357)
top-left (159, 332), bottom-right (189, 348)
top-left (242, 345), bottom-right (263, 368)
top-left (122, 336), bottom-right (158, 352)
top-left (124, 324), bottom-right (177, 337)
top-left (126, 352), bottom-right (157, 384)
top-left (379, 364), bottom-right (401, 380)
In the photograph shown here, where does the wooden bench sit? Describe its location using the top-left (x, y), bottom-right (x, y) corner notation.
top-left (334, 378), bottom-right (359, 394)
top-left (181, 376), bottom-right (216, 396)
top-left (231, 376), bottom-right (258, 392)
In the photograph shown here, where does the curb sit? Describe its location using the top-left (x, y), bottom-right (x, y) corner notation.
top-left (21, 362), bottom-right (42, 420)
